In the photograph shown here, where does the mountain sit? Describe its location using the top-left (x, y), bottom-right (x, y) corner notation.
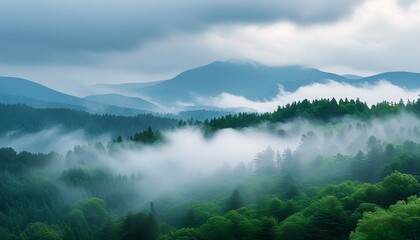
top-left (132, 61), bottom-right (420, 105)
top-left (84, 94), bottom-right (160, 112)
top-left (0, 93), bottom-right (86, 111)
top-left (2, 62), bottom-right (420, 114)
top-left (135, 61), bottom-right (349, 104)
top-left (0, 77), bottom-right (154, 115)
top-left (342, 74), bottom-right (363, 79)
top-left (91, 81), bottom-right (165, 95)
top-left (0, 76), bottom-right (236, 120)
top-left (360, 72), bottom-right (420, 89)
top-left (0, 77), bottom-right (84, 106)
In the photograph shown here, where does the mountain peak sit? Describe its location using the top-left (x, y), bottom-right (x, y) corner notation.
top-left (210, 59), bottom-right (263, 67)
top-left (135, 61), bottom-right (346, 104)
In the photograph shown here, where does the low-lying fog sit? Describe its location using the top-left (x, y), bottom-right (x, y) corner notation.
top-left (199, 80), bottom-right (420, 112)
top-left (1, 112), bottom-right (419, 201)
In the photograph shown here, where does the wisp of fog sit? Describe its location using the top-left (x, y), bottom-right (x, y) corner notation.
top-left (2, 112), bottom-right (418, 204)
top-left (199, 80), bottom-right (420, 112)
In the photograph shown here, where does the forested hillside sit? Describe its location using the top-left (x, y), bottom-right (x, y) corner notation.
top-left (0, 99), bottom-right (419, 239)
top-left (0, 104), bottom-right (177, 137)
top-left (2, 0), bottom-right (420, 239)
top-left (201, 98), bottom-right (420, 131)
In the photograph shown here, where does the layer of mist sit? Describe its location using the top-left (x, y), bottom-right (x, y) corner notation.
top-left (2, 112), bottom-right (419, 207)
top-left (198, 80), bottom-right (420, 112)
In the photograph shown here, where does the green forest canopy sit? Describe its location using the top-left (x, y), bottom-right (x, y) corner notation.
top-left (0, 99), bottom-right (420, 239)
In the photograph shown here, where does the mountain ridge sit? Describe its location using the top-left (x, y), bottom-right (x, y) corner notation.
top-left (0, 77), bottom-right (154, 115)
top-left (0, 76), bottom-right (83, 106)
top-left (1, 61), bottom-right (420, 113)
top-left (136, 61), bottom-right (350, 103)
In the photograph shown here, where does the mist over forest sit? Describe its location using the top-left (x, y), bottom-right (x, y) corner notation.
top-left (1, 98), bottom-right (420, 240)
top-left (2, 1), bottom-right (420, 238)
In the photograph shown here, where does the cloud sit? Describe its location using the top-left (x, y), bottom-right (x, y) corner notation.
top-left (199, 80), bottom-right (420, 112)
top-left (187, 0), bottom-right (420, 74)
top-left (0, 0), bottom-right (363, 65)
top-left (1, 0), bottom-right (420, 96)
top-left (98, 114), bottom-right (420, 200)
top-left (104, 128), bottom-right (296, 195)
top-left (2, 112), bottom-right (420, 200)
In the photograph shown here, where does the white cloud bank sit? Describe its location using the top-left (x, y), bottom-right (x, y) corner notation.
top-left (199, 80), bottom-right (420, 112)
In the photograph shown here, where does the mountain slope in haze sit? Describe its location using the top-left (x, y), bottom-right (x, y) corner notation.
top-left (0, 93), bottom-right (87, 111)
top-left (91, 81), bottom-right (165, 95)
top-left (0, 77), bottom-right (84, 106)
top-left (0, 76), bottom-right (238, 120)
top-left (0, 77), bottom-right (156, 115)
top-left (84, 94), bottom-right (160, 112)
top-left (134, 61), bottom-right (420, 105)
top-left (136, 61), bottom-right (349, 103)
top-left (361, 72), bottom-right (420, 89)
top-left (3, 62), bottom-right (420, 114)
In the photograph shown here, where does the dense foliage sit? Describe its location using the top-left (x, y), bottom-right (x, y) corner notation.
top-left (0, 100), bottom-right (420, 239)
top-left (201, 98), bottom-right (420, 131)
top-left (113, 127), bottom-right (164, 145)
top-left (1, 138), bottom-right (419, 239)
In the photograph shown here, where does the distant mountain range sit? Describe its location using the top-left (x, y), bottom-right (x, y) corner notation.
top-left (135, 61), bottom-right (350, 103)
top-left (118, 61), bottom-right (420, 104)
top-left (1, 61), bottom-right (420, 115)
top-left (0, 77), bottom-right (152, 116)
top-left (0, 76), bottom-right (235, 119)
top-left (0, 77), bottom-right (83, 106)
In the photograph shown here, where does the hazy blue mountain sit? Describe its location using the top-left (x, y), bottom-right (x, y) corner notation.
top-left (0, 93), bottom-right (86, 111)
top-left (0, 77), bottom-right (152, 116)
top-left (0, 77), bottom-right (84, 105)
top-left (84, 94), bottom-right (160, 112)
top-left (359, 72), bottom-right (420, 89)
top-left (136, 61), bottom-right (349, 103)
top-left (0, 76), bottom-right (238, 119)
top-left (133, 61), bottom-right (420, 105)
top-left (91, 81), bottom-right (165, 95)
top-left (2, 63), bottom-right (420, 115)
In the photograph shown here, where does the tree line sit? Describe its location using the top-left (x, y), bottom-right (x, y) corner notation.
top-left (0, 104), bottom-right (177, 137)
top-left (195, 98), bottom-right (420, 131)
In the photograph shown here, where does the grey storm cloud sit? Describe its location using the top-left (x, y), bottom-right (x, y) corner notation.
top-left (0, 0), bottom-right (364, 64)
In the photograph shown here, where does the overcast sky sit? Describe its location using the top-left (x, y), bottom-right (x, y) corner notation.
top-left (0, 0), bottom-right (419, 96)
